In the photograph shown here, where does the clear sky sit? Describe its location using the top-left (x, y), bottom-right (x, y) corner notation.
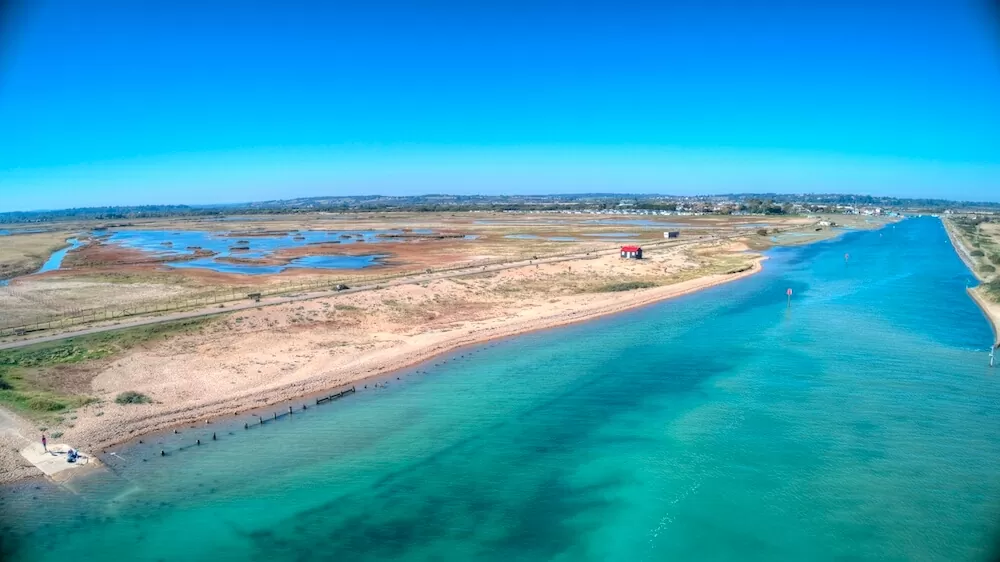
top-left (1, 1), bottom-right (999, 211)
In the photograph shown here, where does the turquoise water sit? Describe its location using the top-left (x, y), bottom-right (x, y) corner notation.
top-left (3, 217), bottom-right (999, 561)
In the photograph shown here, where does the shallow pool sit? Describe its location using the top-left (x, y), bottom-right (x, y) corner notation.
top-left (103, 230), bottom-right (408, 274)
top-left (167, 254), bottom-right (386, 275)
top-left (37, 238), bottom-right (84, 273)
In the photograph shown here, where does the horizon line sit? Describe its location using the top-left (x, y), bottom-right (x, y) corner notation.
top-left (3, 191), bottom-right (999, 216)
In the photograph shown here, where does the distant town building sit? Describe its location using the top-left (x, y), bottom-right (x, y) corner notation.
top-left (620, 245), bottom-right (643, 259)
top-left (664, 231), bottom-right (680, 239)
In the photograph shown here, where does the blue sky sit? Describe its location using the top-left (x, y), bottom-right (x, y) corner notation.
top-left (1, 1), bottom-right (999, 211)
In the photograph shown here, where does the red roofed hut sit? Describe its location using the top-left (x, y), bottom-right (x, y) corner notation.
top-left (620, 245), bottom-right (642, 259)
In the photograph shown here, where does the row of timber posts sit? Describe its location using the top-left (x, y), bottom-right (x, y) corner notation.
top-left (156, 387), bottom-right (358, 457)
top-left (316, 386), bottom-right (356, 404)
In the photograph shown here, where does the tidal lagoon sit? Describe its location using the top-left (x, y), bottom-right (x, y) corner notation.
top-left (2, 217), bottom-right (998, 561)
top-left (103, 229), bottom-right (405, 274)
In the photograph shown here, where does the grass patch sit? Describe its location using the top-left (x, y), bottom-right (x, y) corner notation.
top-left (115, 391), bottom-right (152, 405)
top-left (0, 389), bottom-right (92, 415)
top-left (0, 343), bottom-right (114, 370)
top-left (592, 281), bottom-right (659, 292)
top-left (0, 317), bottom-right (208, 370)
top-left (0, 317), bottom-right (208, 419)
top-left (980, 264), bottom-right (997, 274)
top-left (971, 250), bottom-right (985, 257)
top-left (984, 280), bottom-right (1000, 301)
top-left (725, 264), bottom-right (754, 275)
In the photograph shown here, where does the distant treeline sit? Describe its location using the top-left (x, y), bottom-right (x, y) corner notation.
top-left (0, 205), bottom-right (220, 224)
top-left (2, 193), bottom-right (998, 224)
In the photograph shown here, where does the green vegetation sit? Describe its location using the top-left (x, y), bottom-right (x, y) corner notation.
top-left (0, 318), bottom-right (209, 419)
top-left (950, 217), bottom-right (1000, 281)
top-left (593, 281), bottom-right (658, 292)
top-left (115, 391), bottom-right (152, 405)
top-left (0, 389), bottom-right (94, 418)
top-left (984, 280), bottom-right (1000, 301)
top-left (0, 342), bottom-right (115, 370)
top-left (742, 199), bottom-right (790, 215)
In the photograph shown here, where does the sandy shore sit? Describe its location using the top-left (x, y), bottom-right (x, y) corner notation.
top-left (88, 259), bottom-right (764, 447)
top-left (0, 252), bottom-right (764, 484)
top-left (943, 218), bottom-right (979, 273)
top-left (969, 288), bottom-right (1000, 347)
top-left (943, 218), bottom-right (1000, 346)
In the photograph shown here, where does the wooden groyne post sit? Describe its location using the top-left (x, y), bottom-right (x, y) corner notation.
top-left (157, 386), bottom-right (360, 457)
top-left (316, 386), bottom-right (356, 405)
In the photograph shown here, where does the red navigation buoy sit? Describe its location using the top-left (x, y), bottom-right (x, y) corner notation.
top-left (844, 253), bottom-right (850, 263)
top-left (786, 288), bottom-right (793, 296)
top-left (786, 287), bottom-right (792, 307)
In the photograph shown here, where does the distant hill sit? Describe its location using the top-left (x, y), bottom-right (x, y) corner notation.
top-left (2, 193), bottom-right (997, 224)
